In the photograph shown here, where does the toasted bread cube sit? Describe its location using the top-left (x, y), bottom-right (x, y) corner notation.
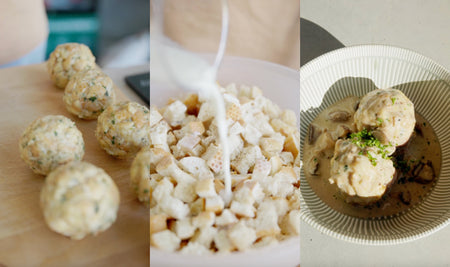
top-left (183, 94), bottom-right (200, 115)
top-left (166, 131), bottom-right (177, 146)
top-left (214, 179), bottom-right (225, 194)
top-left (228, 134), bottom-right (244, 161)
top-left (173, 181), bottom-right (197, 203)
top-left (232, 145), bottom-right (262, 174)
top-left (226, 103), bottom-right (242, 122)
top-left (215, 209), bottom-right (238, 226)
top-left (242, 124), bottom-right (262, 146)
top-left (227, 221), bottom-right (257, 251)
top-left (214, 229), bottom-right (235, 253)
top-left (230, 200), bottom-right (255, 218)
top-left (182, 120), bottom-right (205, 136)
top-left (149, 106), bottom-right (163, 127)
top-left (202, 144), bottom-right (223, 174)
top-left (260, 136), bottom-right (285, 155)
top-left (228, 121), bottom-right (244, 136)
top-left (190, 198), bottom-right (205, 217)
top-left (281, 210), bottom-right (300, 235)
top-left (150, 148), bottom-right (171, 168)
top-left (150, 120), bottom-right (171, 152)
top-left (284, 131), bottom-right (300, 158)
top-left (252, 158), bottom-right (271, 180)
top-left (261, 97), bottom-right (281, 119)
top-left (269, 155), bottom-right (283, 175)
top-left (268, 197), bottom-right (289, 217)
top-left (180, 242), bottom-right (211, 255)
top-left (281, 109), bottom-right (297, 126)
top-left (275, 166), bottom-right (297, 184)
top-left (152, 178), bottom-right (174, 202)
top-left (205, 195), bottom-right (225, 214)
top-left (243, 180), bottom-right (265, 204)
top-left (163, 100), bottom-right (187, 126)
top-left (280, 151), bottom-right (294, 166)
top-left (270, 118), bottom-right (296, 136)
top-left (224, 83), bottom-right (238, 96)
top-left (195, 178), bottom-right (216, 198)
top-left (197, 102), bottom-right (215, 122)
top-left (156, 155), bottom-right (196, 184)
top-left (150, 214), bottom-right (167, 234)
top-left (192, 211), bottom-right (215, 229)
top-left (173, 218), bottom-right (196, 239)
top-left (191, 226), bottom-right (217, 248)
top-left (251, 113), bottom-right (274, 136)
top-left (151, 230), bottom-right (181, 252)
top-left (159, 196), bottom-right (190, 220)
top-left (288, 189), bottom-right (300, 210)
top-left (179, 157), bottom-right (210, 178)
top-left (252, 201), bottom-right (281, 237)
top-left (177, 134), bottom-right (201, 153)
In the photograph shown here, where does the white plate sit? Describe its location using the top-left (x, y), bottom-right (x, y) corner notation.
top-left (150, 55), bottom-right (300, 267)
top-left (300, 45), bottom-right (450, 245)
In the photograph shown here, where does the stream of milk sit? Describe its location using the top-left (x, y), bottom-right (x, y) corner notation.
top-left (150, 0), bottom-right (232, 205)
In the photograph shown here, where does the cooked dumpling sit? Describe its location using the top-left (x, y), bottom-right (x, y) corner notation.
top-left (329, 139), bottom-right (395, 205)
top-left (354, 89), bottom-right (415, 146)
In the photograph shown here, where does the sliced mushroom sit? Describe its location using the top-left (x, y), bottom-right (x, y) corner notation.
top-left (308, 123), bottom-right (322, 145)
top-left (331, 124), bottom-right (352, 141)
top-left (304, 156), bottom-right (319, 176)
top-left (413, 161), bottom-right (435, 184)
top-left (399, 191), bottom-right (411, 205)
top-left (328, 110), bottom-right (351, 122)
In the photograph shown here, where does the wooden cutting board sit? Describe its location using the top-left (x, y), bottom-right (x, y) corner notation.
top-left (0, 64), bottom-right (148, 266)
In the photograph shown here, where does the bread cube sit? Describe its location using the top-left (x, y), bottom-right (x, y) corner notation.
top-left (227, 221), bottom-right (257, 251)
top-left (150, 230), bottom-right (181, 252)
top-left (163, 100), bottom-right (187, 126)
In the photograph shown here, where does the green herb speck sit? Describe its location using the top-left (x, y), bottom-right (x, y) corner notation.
top-left (88, 96), bottom-right (97, 102)
top-left (391, 97), bottom-right (396, 104)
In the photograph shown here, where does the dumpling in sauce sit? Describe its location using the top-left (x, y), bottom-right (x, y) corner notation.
top-left (329, 139), bottom-right (395, 205)
top-left (354, 89), bottom-right (415, 146)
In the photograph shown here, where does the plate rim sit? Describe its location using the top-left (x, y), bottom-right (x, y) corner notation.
top-left (299, 44), bottom-right (450, 245)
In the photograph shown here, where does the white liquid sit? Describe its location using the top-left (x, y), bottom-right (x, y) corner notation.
top-left (151, 37), bottom-right (233, 205)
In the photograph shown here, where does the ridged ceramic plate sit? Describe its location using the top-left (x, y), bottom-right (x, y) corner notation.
top-left (300, 45), bottom-right (450, 245)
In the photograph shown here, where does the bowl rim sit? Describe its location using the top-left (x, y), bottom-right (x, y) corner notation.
top-left (299, 44), bottom-right (450, 246)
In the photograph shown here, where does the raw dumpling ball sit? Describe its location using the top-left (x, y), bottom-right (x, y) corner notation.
top-left (329, 139), bottom-right (395, 205)
top-left (96, 101), bottom-right (150, 158)
top-left (40, 161), bottom-right (120, 240)
top-left (130, 146), bottom-right (150, 204)
top-left (354, 89), bottom-right (415, 146)
top-left (19, 115), bottom-right (85, 175)
top-left (63, 68), bottom-right (115, 119)
top-left (47, 43), bottom-right (96, 89)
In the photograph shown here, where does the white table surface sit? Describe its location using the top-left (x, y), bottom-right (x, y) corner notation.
top-left (301, 1), bottom-right (450, 266)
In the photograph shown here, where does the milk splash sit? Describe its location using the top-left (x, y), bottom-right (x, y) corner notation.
top-left (150, 0), bottom-right (232, 205)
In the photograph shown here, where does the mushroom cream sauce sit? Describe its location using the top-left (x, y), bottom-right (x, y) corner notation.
top-left (303, 96), bottom-right (441, 218)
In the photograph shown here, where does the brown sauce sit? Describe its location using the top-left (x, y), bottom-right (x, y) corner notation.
top-left (303, 96), bottom-right (441, 218)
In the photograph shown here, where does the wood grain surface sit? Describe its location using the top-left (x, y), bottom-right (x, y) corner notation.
top-left (0, 64), bottom-right (148, 267)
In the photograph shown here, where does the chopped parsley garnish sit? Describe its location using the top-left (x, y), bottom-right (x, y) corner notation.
top-left (54, 131), bottom-right (58, 136)
top-left (377, 118), bottom-right (384, 125)
top-left (88, 96), bottom-right (97, 102)
top-left (391, 97), bottom-right (396, 104)
top-left (350, 129), bottom-right (392, 166)
top-left (344, 165), bottom-right (349, 171)
top-left (112, 136), bottom-right (116, 145)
